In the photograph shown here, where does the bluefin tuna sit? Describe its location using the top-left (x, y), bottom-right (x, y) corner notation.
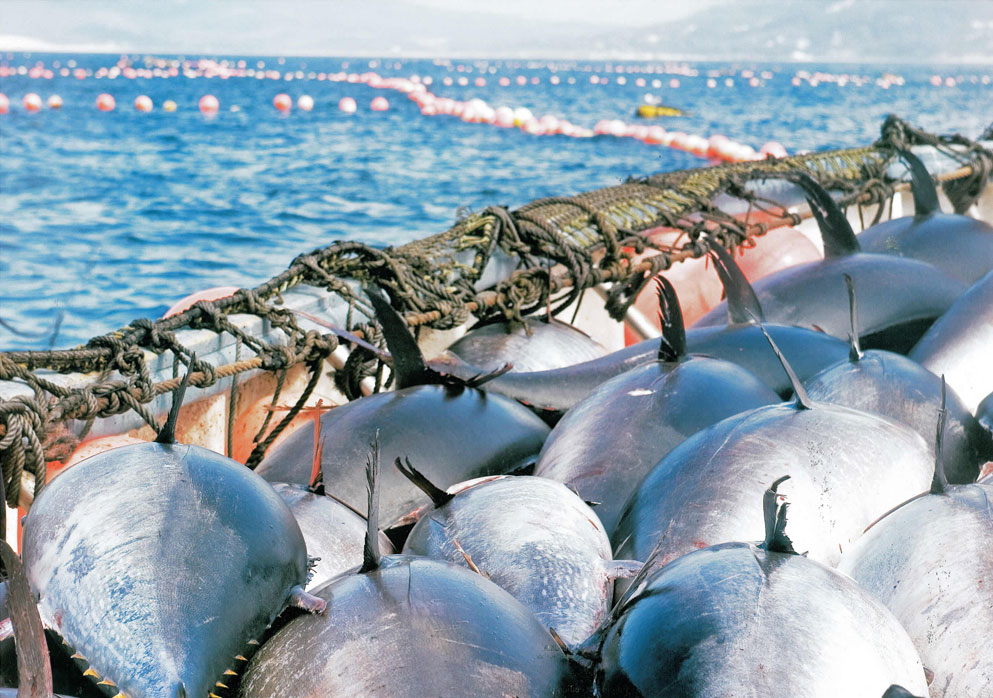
top-left (445, 317), bottom-right (606, 373)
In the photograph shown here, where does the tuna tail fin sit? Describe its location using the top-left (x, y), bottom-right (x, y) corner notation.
top-left (843, 274), bottom-right (864, 361)
top-left (749, 311), bottom-right (814, 410)
top-left (882, 685), bottom-right (924, 698)
top-left (789, 172), bottom-right (860, 259)
top-left (394, 457), bottom-right (454, 508)
top-left (654, 276), bottom-right (686, 361)
top-left (360, 431), bottom-right (383, 573)
top-left (759, 475), bottom-right (797, 554)
top-left (929, 376), bottom-right (949, 494)
top-left (0, 539), bottom-right (54, 696)
top-left (899, 148), bottom-right (941, 217)
top-left (705, 238), bottom-right (764, 326)
top-left (366, 286), bottom-right (439, 390)
top-left (156, 352), bottom-right (195, 444)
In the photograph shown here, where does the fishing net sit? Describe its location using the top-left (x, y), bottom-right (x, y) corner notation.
top-left (1, 115), bottom-right (990, 514)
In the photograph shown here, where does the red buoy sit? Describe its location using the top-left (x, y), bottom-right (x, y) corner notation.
top-left (199, 94), bottom-right (219, 115)
top-left (0, 93), bottom-right (8, 114)
top-left (96, 93), bottom-right (116, 111)
top-left (273, 93), bottom-right (292, 112)
top-left (22, 93), bottom-right (42, 112)
top-left (134, 95), bottom-right (153, 112)
top-left (47, 94), bottom-right (63, 109)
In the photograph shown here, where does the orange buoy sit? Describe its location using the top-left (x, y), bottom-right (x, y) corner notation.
top-left (273, 92), bottom-right (292, 112)
top-left (22, 92), bottom-right (42, 112)
top-left (163, 99), bottom-right (177, 112)
top-left (47, 434), bottom-right (148, 482)
top-left (297, 94), bottom-right (314, 111)
top-left (163, 286), bottom-right (239, 318)
top-left (732, 225), bottom-right (821, 284)
top-left (47, 94), bottom-right (63, 109)
top-left (338, 96), bottom-right (357, 113)
top-left (134, 94), bottom-right (153, 112)
top-left (96, 93), bottom-right (116, 111)
top-left (370, 96), bottom-right (389, 111)
top-left (230, 393), bottom-right (338, 465)
top-left (0, 93), bottom-right (8, 114)
top-left (199, 94), bottom-right (219, 115)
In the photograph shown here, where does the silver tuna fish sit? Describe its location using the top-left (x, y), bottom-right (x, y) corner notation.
top-left (804, 275), bottom-right (991, 483)
top-left (534, 275), bottom-right (778, 535)
top-left (909, 269), bottom-right (993, 413)
top-left (444, 317), bottom-right (606, 373)
top-left (398, 464), bottom-right (641, 647)
top-left (838, 407), bottom-right (993, 698)
top-left (272, 483), bottom-right (395, 591)
top-left (20, 369), bottom-right (324, 698)
top-left (240, 441), bottom-right (577, 698)
top-left (598, 478), bottom-right (930, 697)
top-left (612, 325), bottom-right (934, 580)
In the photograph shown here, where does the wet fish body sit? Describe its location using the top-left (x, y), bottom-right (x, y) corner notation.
top-left (839, 481), bottom-right (993, 697)
top-left (256, 384), bottom-right (550, 526)
top-left (805, 350), bottom-right (991, 483)
top-left (535, 357), bottom-right (778, 535)
top-left (402, 475), bottom-right (638, 646)
top-left (273, 483), bottom-right (395, 590)
top-left (909, 270), bottom-right (993, 413)
top-left (239, 556), bottom-right (576, 697)
top-left (445, 318), bottom-right (606, 373)
top-left (21, 442), bottom-right (311, 698)
top-left (598, 542), bottom-right (929, 697)
top-left (613, 401), bottom-right (934, 576)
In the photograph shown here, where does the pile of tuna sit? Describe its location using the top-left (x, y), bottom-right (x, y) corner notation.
top-left (1, 154), bottom-right (992, 697)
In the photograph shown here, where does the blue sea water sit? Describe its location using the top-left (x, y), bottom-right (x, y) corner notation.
top-left (0, 54), bottom-right (990, 350)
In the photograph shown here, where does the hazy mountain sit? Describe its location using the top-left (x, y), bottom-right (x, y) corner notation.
top-left (0, 0), bottom-right (989, 62)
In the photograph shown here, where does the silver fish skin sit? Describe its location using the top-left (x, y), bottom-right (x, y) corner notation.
top-left (804, 350), bottom-right (991, 484)
top-left (239, 555), bottom-right (576, 698)
top-left (838, 482), bottom-right (993, 698)
top-left (256, 384), bottom-right (550, 526)
top-left (909, 270), bottom-right (993, 413)
top-left (693, 253), bottom-right (965, 352)
top-left (977, 389), bottom-right (993, 437)
top-left (857, 211), bottom-right (993, 286)
top-left (612, 402), bottom-right (934, 581)
top-left (445, 318), bottom-right (606, 373)
top-left (599, 542), bottom-right (929, 697)
top-left (535, 356), bottom-right (778, 536)
top-left (273, 483), bottom-right (395, 591)
top-left (402, 475), bottom-right (638, 647)
top-left (21, 442), bottom-right (309, 698)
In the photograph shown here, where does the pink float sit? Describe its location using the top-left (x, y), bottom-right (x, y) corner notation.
top-left (370, 96), bottom-right (389, 111)
top-left (163, 286), bottom-right (240, 318)
top-left (22, 93), bottom-right (42, 112)
top-left (198, 94), bottom-right (219, 115)
top-left (47, 95), bottom-right (63, 109)
top-left (96, 93), bottom-right (116, 111)
top-left (297, 95), bottom-right (314, 111)
top-left (338, 97), bottom-right (357, 113)
top-left (134, 95), bottom-right (153, 112)
top-left (0, 93), bottom-right (8, 114)
top-left (274, 93), bottom-right (292, 112)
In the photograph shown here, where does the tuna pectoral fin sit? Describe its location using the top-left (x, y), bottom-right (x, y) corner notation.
top-left (288, 585), bottom-right (327, 615)
top-left (603, 560), bottom-right (643, 580)
top-left (0, 540), bottom-right (53, 697)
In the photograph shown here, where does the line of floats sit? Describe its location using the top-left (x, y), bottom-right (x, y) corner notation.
top-left (1, 121), bottom-right (992, 697)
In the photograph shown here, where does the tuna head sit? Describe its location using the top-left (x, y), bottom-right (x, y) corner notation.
top-left (21, 441), bottom-right (316, 698)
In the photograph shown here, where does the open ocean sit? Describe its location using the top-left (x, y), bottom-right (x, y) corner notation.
top-left (0, 53), bottom-right (989, 350)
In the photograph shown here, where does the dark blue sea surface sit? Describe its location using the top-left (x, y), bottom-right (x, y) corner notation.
top-left (0, 54), bottom-right (990, 350)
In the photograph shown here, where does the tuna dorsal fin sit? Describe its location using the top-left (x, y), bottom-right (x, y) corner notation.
top-left (156, 353), bottom-right (195, 444)
top-left (654, 276), bottom-right (686, 361)
top-left (705, 238), bottom-right (764, 325)
top-left (0, 539), bottom-right (54, 696)
top-left (790, 172), bottom-right (860, 259)
top-left (759, 475), bottom-right (797, 554)
top-left (750, 312), bottom-right (814, 409)
top-left (360, 431), bottom-right (383, 573)
top-left (366, 286), bottom-right (438, 389)
top-left (899, 148), bottom-right (941, 217)
top-left (394, 457), bottom-right (454, 508)
top-left (929, 376), bottom-right (949, 495)
top-left (843, 274), bottom-right (864, 361)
